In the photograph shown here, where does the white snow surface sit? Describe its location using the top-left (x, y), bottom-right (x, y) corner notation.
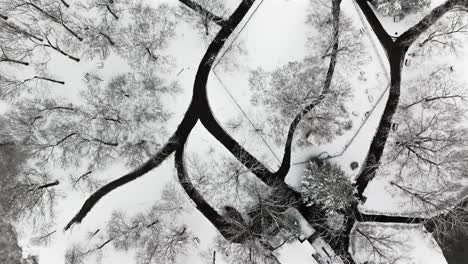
top-left (350, 222), bottom-right (447, 264)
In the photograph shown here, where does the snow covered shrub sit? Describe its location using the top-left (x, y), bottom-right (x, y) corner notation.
top-left (301, 160), bottom-right (354, 211)
top-left (372, 0), bottom-right (430, 17)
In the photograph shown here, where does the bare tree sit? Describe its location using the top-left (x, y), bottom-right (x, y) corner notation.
top-left (0, 19), bottom-right (73, 101)
top-left (1, 120), bottom-right (58, 225)
top-left (30, 229), bottom-right (57, 247)
top-left (249, 57), bottom-right (352, 145)
top-left (61, 16), bottom-right (118, 61)
top-left (0, 18), bottom-right (81, 66)
top-left (113, 2), bottom-right (178, 71)
top-left (177, 0), bottom-right (228, 36)
top-left (416, 10), bottom-right (468, 56)
top-left (353, 0), bottom-right (468, 200)
top-left (378, 67), bottom-right (468, 186)
top-left (89, 0), bottom-right (123, 20)
top-left (1, 0), bottom-right (85, 40)
top-left (427, 202), bottom-right (468, 251)
top-left (388, 181), bottom-right (468, 250)
top-left (400, 67), bottom-right (467, 110)
top-left (177, 0), bottom-right (247, 72)
top-left (350, 223), bottom-right (408, 263)
top-left (0, 166), bottom-right (59, 223)
top-left (214, 236), bottom-right (281, 264)
top-left (0, 126), bottom-right (59, 224)
top-left (0, 21), bottom-right (32, 66)
top-left (65, 183), bottom-right (192, 264)
top-left (307, 0), bottom-right (368, 70)
top-left (6, 72), bottom-right (179, 172)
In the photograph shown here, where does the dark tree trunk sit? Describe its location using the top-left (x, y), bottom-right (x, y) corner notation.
top-left (33, 76), bottom-right (65, 84)
top-left (355, 47), bottom-right (405, 200)
top-left (99, 32), bottom-right (115, 46)
top-left (146, 47), bottom-right (158, 61)
top-left (60, 0), bottom-right (70, 8)
top-left (178, 0), bottom-right (227, 27)
top-left (37, 180), bottom-right (60, 190)
top-left (0, 58), bottom-right (29, 66)
top-left (360, 213), bottom-right (425, 224)
top-left (106, 5), bottom-right (119, 20)
top-left (61, 23), bottom-right (83, 42)
top-left (275, 0), bottom-right (342, 181)
top-left (27, 2), bottom-right (83, 41)
top-left (175, 142), bottom-right (247, 243)
top-left (44, 41), bottom-right (80, 62)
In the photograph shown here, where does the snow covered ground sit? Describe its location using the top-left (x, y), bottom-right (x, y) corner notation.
top-left (350, 222), bottom-right (447, 264)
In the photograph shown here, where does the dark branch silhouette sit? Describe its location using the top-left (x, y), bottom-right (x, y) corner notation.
top-left (275, 0), bottom-right (342, 180)
top-left (64, 0), bottom-right (256, 231)
top-left (178, 0), bottom-right (227, 27)
top-left (354, 0), bottom-right (465, 200)
top-left (24, 76), bottom-right (65, 85)
top-left (60, 0), bottom-right (70, 8)
top-left (175, 140), bottom-right (247, 243)
top-left (105, 4), bottom-right (118, 20)
top-left (43, 36), bottom-right (80, 62)
top-left (22, 1), bottom-right (83, 41)
top-left (36, 180), bottom-right (60, 190)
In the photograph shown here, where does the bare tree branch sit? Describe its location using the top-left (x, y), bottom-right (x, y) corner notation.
top-left (275, 0), bottom-right (342, 180)
top-left (64, 0), bottom-right (257, 231)
top-left (354, 0), bottom-right (465, 200)
top-left (178, 0), bottom-right (227, 27)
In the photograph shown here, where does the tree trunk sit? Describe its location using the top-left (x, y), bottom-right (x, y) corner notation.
top-left (175, 142), bottom-right (247, 243)
top-left (99, 32), bottom-right (115, 46)
top-left (106, 5), bottom-right (119, 20)
top-left (60, 0), bottom-right (70, 8)
top-left (179, 0), bottom-right (227, 27)
top-left (61, 23), bottom-right (83, 42)
top-left (36, 180), bottom-right (60, 190)
top-left (275, 0), bottom-right (342, 181)
top-left (33, 76), bottom-right (65, 84)
top-left (45, 43), bottom-right (80, 62)
top-left (355, 47), bottom-right (405, 200)
top-left (0, 58), bottom-right (29, 66)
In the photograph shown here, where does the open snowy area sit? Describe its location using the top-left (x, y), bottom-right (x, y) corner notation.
top-left (1, 0), bottom-right (468, 263)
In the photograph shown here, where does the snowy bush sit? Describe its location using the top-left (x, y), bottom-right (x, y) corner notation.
top-left (372, 0), bottom-right (430, 16)
top-left (301, 161), bottom-right (354, 211)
